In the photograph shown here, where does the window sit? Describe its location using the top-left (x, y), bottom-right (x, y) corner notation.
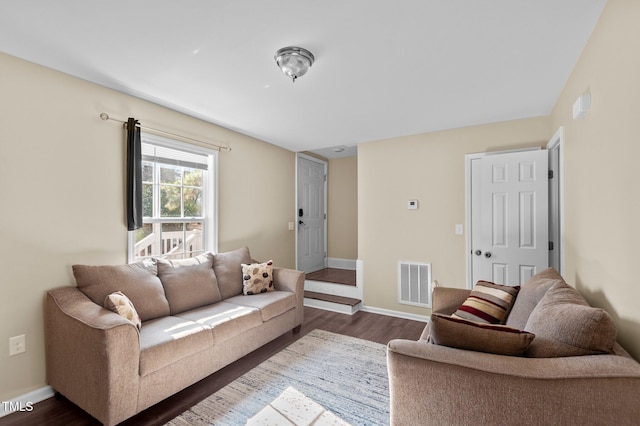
top-left (128, 133), bottom-right (217, 263)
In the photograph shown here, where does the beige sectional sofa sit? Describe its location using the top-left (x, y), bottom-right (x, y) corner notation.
top-left (387, 268), bottom-right (640, 425)
top-left (45, 247), bottom-right (305, 426)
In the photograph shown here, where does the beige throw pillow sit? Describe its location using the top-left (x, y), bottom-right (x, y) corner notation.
top-left (505, 267), bottom-right (567, 330)
top-left (156, 252), bottom-right (222, 315)
top-left (213, 247), bottom-right (253, 299)
top-left (242, 261), bottom-right (274, 295)
top-left (104, 291), bottom-right (142, 330)
top-left (73, 261), bottom-right (170, 321)
top-left (524, 282), bottom-right (617, 357)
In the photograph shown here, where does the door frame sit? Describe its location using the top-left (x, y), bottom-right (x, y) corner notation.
top-left (547, 127), bottom-right (565, 275)
top-left (295, 153), bottom-right (328, 272)
top-left (464, 147), bottom-right (542, 289)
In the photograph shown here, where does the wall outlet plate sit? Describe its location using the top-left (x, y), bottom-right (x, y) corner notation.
top-left (9, 334), bottom-right (26, 356)
top-left (407, 199), bottom-right (418, 210)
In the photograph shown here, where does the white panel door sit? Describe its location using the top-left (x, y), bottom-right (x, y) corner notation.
top-left (472, 150), bottom-right (548, 286)
top-left (297, 156), bottom-right (327, 273)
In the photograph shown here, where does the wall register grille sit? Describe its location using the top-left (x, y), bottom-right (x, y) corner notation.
top-left (398, 261), bottom-right (432, 308)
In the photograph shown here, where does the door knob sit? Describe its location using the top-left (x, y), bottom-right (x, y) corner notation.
top-left (474, 250), bottom-right (482, 256)
top-left (484, 252), bottom-right (492, 258)
top-left (299, 220), bottom-right (305, 225)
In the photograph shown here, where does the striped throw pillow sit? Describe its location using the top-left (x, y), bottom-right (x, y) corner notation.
top-left (452, 281), bottom-right (520, 324)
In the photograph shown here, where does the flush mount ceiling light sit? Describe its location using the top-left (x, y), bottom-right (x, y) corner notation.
top-left (274, 46), bottom-right (315, 83)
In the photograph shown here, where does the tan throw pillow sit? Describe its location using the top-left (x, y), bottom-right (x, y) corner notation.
top-left (429, 313), bottom-right (535, 356)
top-left (73, 261), bottom-right (170, 321)
top-left (452, 281), bottom-right (520, 324)
top-left (213, 247), bottom-right (253, 299)
top-left (524, 282), bottom-right (617, 357)
top-left (156, 252), bottom-right (222, 315)
top-left (104, 291), bottom-right (142, 330)
top-left (505, 267), bottom-right (567, 330)
top-left (242, 261), bottom-right (274, 295)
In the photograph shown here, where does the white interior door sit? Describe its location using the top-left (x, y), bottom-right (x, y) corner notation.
top-left (470, 150), bottom-right (549, 286)
top-left (297, 155), bottom-right (327, 273)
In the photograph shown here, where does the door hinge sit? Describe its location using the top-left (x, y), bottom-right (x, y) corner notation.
top-left (324, 175), bottom-right (327, 182)
top-left (548, 170), bottom-right (554, 179)
top-left (549, 241), bottom-right (554, 251)
top-left (324, 213), bottom-right (327, 220)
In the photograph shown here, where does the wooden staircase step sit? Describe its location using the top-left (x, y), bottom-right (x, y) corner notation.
top-left (304, 291), bottom-right (361, 307)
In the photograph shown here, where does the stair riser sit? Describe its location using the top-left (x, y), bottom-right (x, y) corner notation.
top-left (304, 280), bottom-right (362, 299)
top-left (304, 298), bottom-right (362, 315)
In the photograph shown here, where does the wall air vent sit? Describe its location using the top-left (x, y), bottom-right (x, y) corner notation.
top-left (398, 261), bottom-right (432, 308)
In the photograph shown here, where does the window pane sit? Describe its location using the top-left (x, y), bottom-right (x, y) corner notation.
top-left (133, 223), bottom-right (154, 259)
top-left (185, 222), bottom-right (204, 257)
top-left (160, 185), bottom-right (181, 217)
top-left (160, 165), bottom-right (181, 185)
top-left (143, 183), bottom-right (153, 217)
top-left (161, 222), bottom-right (184, 258)
top-left (184, 169), bottom-right (202, 186)
top-left (142, 162), bottom-right (153, 182)
top-left (184, 187), bottom-right (202, 216)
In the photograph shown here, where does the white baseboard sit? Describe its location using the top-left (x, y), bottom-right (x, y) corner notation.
top-left (327, 258), bottom-right (356, 270)
top-left (360, 305), bottom-right (430, 323)
top-left (0, 385), bottom-right (54, 417)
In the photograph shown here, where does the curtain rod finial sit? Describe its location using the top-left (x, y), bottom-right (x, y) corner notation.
top-left (99, 113), bottom-right (109, 121)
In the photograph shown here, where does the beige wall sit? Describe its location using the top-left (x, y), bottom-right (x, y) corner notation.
top-left (0, 52), bottom-right (295, 401)
top-left (358, 117), bottom-right (550, 316)
top-left (549, 0), bottom-right (640, 359)
top-left (327, 157), bottom-right (358, 260)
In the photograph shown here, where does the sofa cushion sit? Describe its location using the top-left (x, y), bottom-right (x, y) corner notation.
top-left (139, 316), bottom-right (213, 376)
top-left (524, 282), bottom-right (617, 357)
top-left (104, 291), bottom-right (142, 330)
top-left (73, 261), bottom-right (170, 321)
top-left (156, 253), bottom-right (222, 315)
top-left (213, 247), bottom-right (252, 299)
top-left (452, 281), bottom-right (519, 324)
top-left (226, 291), bottom-right (296, 322)
top-left (506, 267), bottom-right (566, 330)
top-left (242, 260), bottom-right (275, 295)
top-left (175, 302), bottom-right (263, 344)
top-left (429, 313), bottom-right (535, 356)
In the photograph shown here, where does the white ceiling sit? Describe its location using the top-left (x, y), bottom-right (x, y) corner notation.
top-left (0, 1), bottom-right (607, 156)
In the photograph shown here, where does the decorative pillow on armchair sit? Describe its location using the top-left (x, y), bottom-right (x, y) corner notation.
top-left (452, 281), bottom-right (520, 324)
top-left (429, 313), bottom-right (535, 356)
top-left (104, 291), bottom-right (142, 330)
top-left (242, 261), bottom-right (274, 295)
top-left (524, 282), bottom-right (617, 357)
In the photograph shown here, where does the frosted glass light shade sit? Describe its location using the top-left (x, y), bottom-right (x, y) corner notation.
top-left (274, 46), bottom-right (315, 82)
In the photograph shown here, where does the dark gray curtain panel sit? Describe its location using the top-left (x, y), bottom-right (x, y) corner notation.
top-left (126, 117), bottom-right (142, 231)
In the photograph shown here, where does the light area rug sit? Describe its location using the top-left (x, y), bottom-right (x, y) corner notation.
top-left (166, 329), bottom-right (389, 426)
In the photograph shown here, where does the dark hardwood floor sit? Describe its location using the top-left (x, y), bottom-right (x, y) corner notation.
top-left (0, 307), bottom-right (426, 426)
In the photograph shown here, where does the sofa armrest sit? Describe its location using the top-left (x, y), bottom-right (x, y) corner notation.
top-left (45, 287), bottom-right (141, 426)
top-left (387, 339), bottom-right (640, 425)
top-left (273, 267), bottom-right (305, 326)
top-left (432, 286), bottom-right (470, 315)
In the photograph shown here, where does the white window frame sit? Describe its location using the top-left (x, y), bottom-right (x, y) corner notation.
top-left (127, 132), bottom-right (218, 263)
